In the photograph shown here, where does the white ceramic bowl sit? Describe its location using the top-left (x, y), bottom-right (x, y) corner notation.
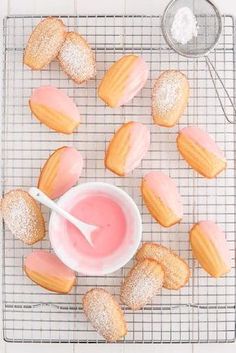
top-left (49, 182), bottom-right (142, 275)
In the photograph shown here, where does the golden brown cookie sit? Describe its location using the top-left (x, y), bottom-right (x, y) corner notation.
top-left (120, 259), bottom-right (164, 310)
top-left (152, 70), bottom-right (189, 127)
top-left (24, 17), bottom-right (66, 70)
top-left (177, 126), bottom-right (227, 178)
top-left (58, 32), bottom-right (96, 84)
top-left (1, 189), bottom-right (45, 245)
top-left (83, 288), bottom-right (127, 342)
top-left (136, 243), bottom-right (190, 290)
top-left (24, 250), bottom-right (76, 294)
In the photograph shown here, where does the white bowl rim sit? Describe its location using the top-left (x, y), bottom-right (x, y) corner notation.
top-left (49, 181), bottom-right (142, 275)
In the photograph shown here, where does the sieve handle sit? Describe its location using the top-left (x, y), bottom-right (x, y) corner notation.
top-left (205, 57), bottom-right (236, 124)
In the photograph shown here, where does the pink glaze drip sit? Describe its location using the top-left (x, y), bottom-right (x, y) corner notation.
top-left (66, 194), bottom-right (127, 257)
top-left (30, 86), bottom-right (80, 122)
top-left (180, 126), bottom-right (225, 159)
top-left (51, 147), bottom-right (83, 199)
top-left (125, 122), bottom-right (150, 174)
top-left (117, 56), bottom-right (149, 107)
top-left (198, 220), bottom-right (231, 268)
top-left (143, 171), bottom-right (183, 219)
top-left (25, 250), bottom-right (75, 279)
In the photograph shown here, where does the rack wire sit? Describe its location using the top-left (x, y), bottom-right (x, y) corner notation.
top-left (1, 15), bottom-right (235, 344)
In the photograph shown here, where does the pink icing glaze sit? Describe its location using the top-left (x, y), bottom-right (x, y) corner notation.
top-left (180, 126), bottom-right (225, 160)
top-left (51, 147), bottom-right (83, 199)
top-left (117, 56), bottom-right (149, 106)
top-left (66, 194), bottom-right (127, 257)
top-left (25, 250), bottom-right (75, 279)
top-left (198, 220), bottom-right (231, 268)
top-left (143, 171), bottom-right (183, 219)
top-left (30, 86), bottom-right (80, 123)
top-left (125, 122), bottom-right (150, 174)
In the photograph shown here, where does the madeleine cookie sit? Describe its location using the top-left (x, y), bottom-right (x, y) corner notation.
top-left (83, 288), bottom-right (127, 342)
top-left (29, 86), bottom-right (80, 134)
top-left (98, 55), bottom-right (149, 107)
top-left (24, 250), bottom-right (76, 293)
top-left (58, 32), bottom-right (96, 84)
top-left (177, 126), bottom-right (227, 178)
top-left (24, 17), bottom-right (66, 70)
top-left (190, 221), bottom-right (231, 277)
top-left (152, 70), bottom-right (189, 127)
top-left (120, 259), bottom-right (164, 310)
top-left (141, 171), bottom-right (183, 227)
top-left (38, 146), bottom-right (83, 199)
top-left (136, 243), bottom-right (190, 290)
top-left (105, 121), bottom-right (150, 176)
top-left (1, 189), bottom-right (45, 245)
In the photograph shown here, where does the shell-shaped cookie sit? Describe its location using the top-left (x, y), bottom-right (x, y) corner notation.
top-left (105, 121), bottom-right (150, 176)
top-left (24, 17), bottom-right (66, 70)
top-left (38, 146), bottom-right (83, 199)
top-left (24, 250), bottom-right (76, 293)
top-left (141, 171), bottom-right (183, 227)
top-left (120, 259), bottom-right (164, 310)
top-left (152, 70), bottom-right (189, 127)
top-left (83, 288), bottom-right (127, 342)
top-left (98, 55), bottom-right (149, 107)
top-left (58, 32), bottom-right (96, 84)
top-left (177, 126), bottom-right (227, 178)
top-left (1, 189), bottom-right (45, 245)
top-left (190, 221), bottom-right (231, 277)
top-left (29, 86), bottom-right (80, 134)
top-left (136, 243), bottom-right (190, 290)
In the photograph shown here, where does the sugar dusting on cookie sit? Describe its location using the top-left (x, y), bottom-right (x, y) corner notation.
top-left (2, 190), bottom-right (45, 244)
top-left (152, 72), bottom-right (182, 115)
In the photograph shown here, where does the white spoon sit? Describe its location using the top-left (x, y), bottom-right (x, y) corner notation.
top-left (29, 187), bottom-right (97, 247)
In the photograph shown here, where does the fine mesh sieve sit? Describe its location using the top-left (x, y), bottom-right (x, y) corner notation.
top-left (162, 0), bottom-right (236, 123)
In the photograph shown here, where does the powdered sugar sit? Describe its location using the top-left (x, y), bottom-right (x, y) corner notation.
top-left (58, 33), bottom-right (96, 84)
top-left (171, 7), bottom-right (198, 45)
top-left (83, 288), bottom-right (126, 341)
top-left (2, 190), bottom-right (45, 244)
top-left (152, 72), bottom-right (183, 115)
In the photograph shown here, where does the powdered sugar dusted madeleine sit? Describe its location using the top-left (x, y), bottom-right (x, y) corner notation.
top-left (1, 190), bottom-right (45, 245)
top-left (58, 32), bottom-right (96, 84)
top-left (136, 243), bottom-right (190, 290)
top-left (83, 288), bottom-right (127, 342)
top-left (120, 259), bottom-right (164, 310)
top-left (152, 70), bottom-right (189, 127)
top-left (29, 86), bottom-right (80, 134)
top-left (38, 146), bottom-right (83, 199)
top-left (98, 55), bottom-right (149, 107)
top-left (177, 126), bottom-right (227, 178)
top-left (190, 221), bottom-right (231, 278)
top-left (105, 121), bottom-right (150, 176)
top-left (141, 171), bottom-right (183, 227)
top-left (24, 17), bottom-right (66, 70)
top-left (24, 250), bottom-right (76, 293)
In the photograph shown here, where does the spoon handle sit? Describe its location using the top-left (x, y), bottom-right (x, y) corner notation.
top-left (29, 187), bottom-right (82, 229)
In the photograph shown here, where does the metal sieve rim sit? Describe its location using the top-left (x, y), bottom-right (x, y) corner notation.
top-left (161, 0), bottom-right (223, 58)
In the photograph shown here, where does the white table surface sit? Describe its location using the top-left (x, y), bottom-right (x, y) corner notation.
top-left (0, 0), bottom-right (235, 352)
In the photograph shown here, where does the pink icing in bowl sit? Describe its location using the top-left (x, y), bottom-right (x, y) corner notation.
top-left (49, 182), bottom-right (142, 275)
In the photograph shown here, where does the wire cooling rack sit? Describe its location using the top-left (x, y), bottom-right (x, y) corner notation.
top-left (1, 15), bottom-right (235, 344)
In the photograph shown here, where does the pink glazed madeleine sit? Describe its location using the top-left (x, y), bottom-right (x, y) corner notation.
top-left (29, 86), bottom-right (80, 134)
top-left (105, 121), bottom-right (150, 176)
top-left (177, 126), bottom-right (227, 178)
top-left (38, 146), bottom-right (83, 199)
top-left (24, 250), bottom-right (76, 293)
top-left (190, 220), bottom-right (231, 278)
top-left (141, 171), bottom-right (183, 227)
top-left (98, 55), bottom-right (149, 107)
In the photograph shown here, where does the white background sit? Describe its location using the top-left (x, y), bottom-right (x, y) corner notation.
top-left (0, 0), bottom-right (235, 352)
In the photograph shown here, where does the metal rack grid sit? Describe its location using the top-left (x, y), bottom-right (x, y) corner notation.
top-left (1, 15), bottom-right (235, 344)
